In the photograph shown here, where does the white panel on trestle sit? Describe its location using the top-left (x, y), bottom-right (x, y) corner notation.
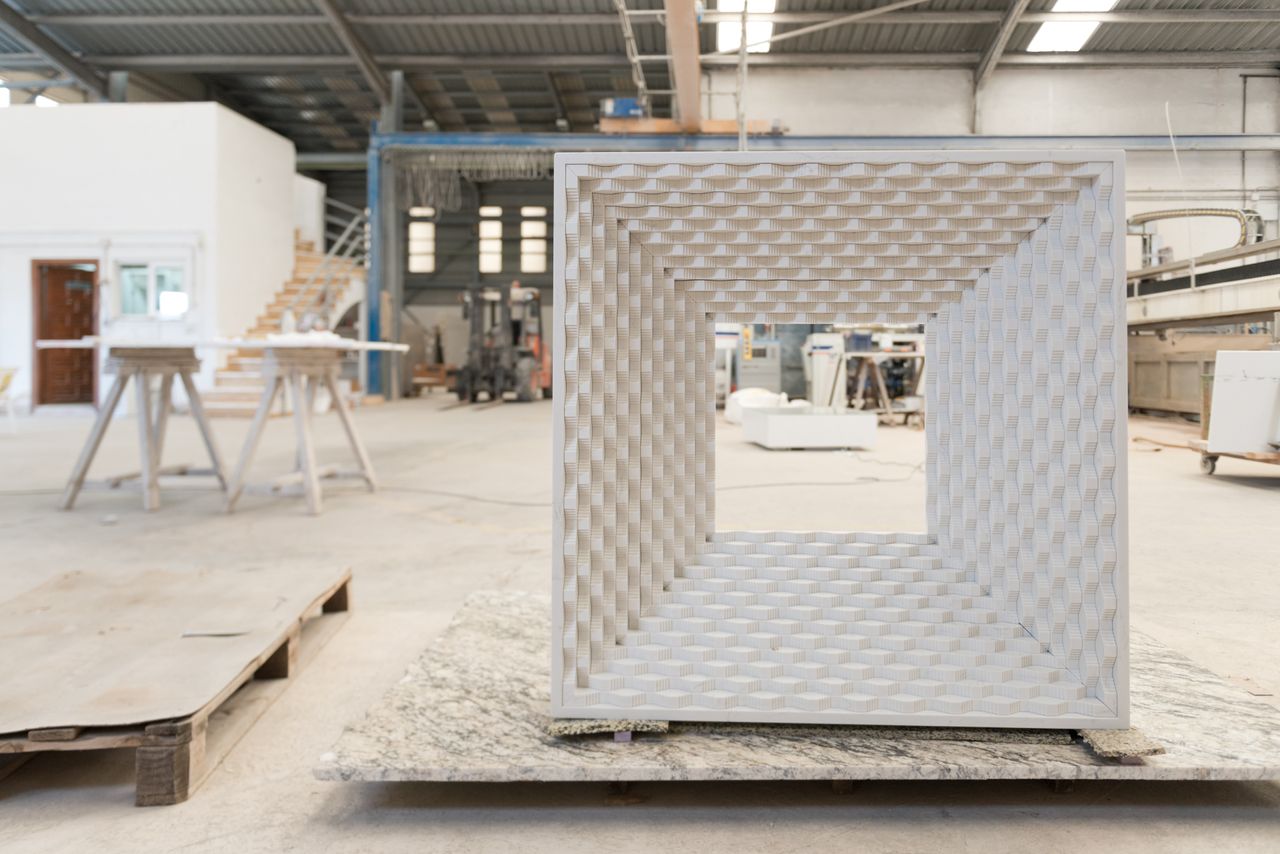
top-left (552, 151), bottom-right (1128, 729)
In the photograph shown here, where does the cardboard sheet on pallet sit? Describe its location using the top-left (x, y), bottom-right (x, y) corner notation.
top-left (0, 566), bottom-right (349, 734)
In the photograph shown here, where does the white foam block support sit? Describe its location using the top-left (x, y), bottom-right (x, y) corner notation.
top-left (552, 151), bottom-right (1129, 729)
top-left (742, 408), bottom-right (878, 450)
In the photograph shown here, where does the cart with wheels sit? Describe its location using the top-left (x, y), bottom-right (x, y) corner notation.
top-left (1190, 438), bottom-right (1280, 476)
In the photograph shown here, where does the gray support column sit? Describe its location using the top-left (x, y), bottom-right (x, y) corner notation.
top-left (107, 70), bottom-right (129, 102)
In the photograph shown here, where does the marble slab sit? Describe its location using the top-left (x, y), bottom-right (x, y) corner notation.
top-left (316, 591), bottom-right (1280, 783)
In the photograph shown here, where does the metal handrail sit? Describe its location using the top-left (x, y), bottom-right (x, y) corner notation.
top-left (288, 198), bottom-right (368, 328)
top-left (1127, 235), bottom-right (1280, 282)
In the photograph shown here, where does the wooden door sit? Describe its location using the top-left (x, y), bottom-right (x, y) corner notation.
top-left (34, 262), bottom-right (97, 405)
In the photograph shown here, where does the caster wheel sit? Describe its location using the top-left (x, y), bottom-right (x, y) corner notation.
top-left (1200, 455), bottom-right (1218, 475)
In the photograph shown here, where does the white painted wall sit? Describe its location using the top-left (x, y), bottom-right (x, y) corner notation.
top-left (211, 107), bottom-right (295, 344)
top-left (293, 173), bottom-right (327, 250)
top-left (708, 66), bottom-right (1280, 265)
top-left (0, 102), bottom-right (296, 409)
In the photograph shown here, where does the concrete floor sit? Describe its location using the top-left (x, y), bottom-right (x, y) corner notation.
top-left (1, 396), bottom-right (1278, 852)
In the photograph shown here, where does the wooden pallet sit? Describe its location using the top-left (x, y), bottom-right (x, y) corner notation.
top-left (0, 571), bottom-right (350, 806)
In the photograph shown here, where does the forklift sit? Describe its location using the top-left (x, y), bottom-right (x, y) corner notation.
top-left (455, 280), bottom-right (552, 403)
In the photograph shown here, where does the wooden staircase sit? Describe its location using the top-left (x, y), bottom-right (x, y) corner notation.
top-left (202, 237), bottom-right (364, 417)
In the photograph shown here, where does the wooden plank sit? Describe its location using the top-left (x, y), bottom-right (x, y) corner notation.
top-left (0, 728), bottom-right (144, 754)
top-left (0, 755), bottom-right (31, 784)
top-left (28, 726), bottom-right (82, 742)
top-left (0, 567), bottom-right (351, 735)
top-left (253, 628), bottom-right (299, 680)
top-left (323, 579), bottom-right (350, 614)
top-left (599, 117), bottom-right (774, 135)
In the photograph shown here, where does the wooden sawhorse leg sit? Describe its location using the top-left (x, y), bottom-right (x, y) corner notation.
top-left (224, 375), bottom-right (283, 513)
top-left (324, 371), bottom-right (377, 492)
top-left (135, 369), bottom-right (161, 512)
top-left (179, 369), bottom-right (227, 490)
top-left (60, 369), bottom-right (132, 511)
top-left (289, 370), bottom-right (323, 515)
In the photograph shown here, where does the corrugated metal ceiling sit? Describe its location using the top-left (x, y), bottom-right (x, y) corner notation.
top-left (1, 0), bottom-right (1277, 152)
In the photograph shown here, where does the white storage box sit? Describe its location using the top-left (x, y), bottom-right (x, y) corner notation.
top-left (743, 407), bottom-right (878, 450)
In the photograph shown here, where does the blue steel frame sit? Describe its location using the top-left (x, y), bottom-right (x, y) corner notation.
top-left (363, 130), bottom-right (1280, 393)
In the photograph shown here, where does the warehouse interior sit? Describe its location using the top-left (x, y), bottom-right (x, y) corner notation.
top-left (1, 2), bottom-right (1279, 852)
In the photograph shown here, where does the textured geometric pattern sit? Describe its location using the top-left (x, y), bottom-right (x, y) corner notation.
top-left (552, 152), bottom-right (1128, 728)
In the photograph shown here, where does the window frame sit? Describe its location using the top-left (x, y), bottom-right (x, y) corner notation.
top-left (114, 257), bottom-right (192, 319)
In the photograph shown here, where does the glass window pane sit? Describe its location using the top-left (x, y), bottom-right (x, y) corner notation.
top-left (520, 220), bottom-right (547, 238)
top-left (520, 253), bottom-right (547, 273)
top-left (408, 206), bottom-right (435, 217)
top-left (408, 255), bottom-right (435, 273)
top-left (120, 265), bottom-right (149, 315)
top-left (155, 266), bottom-right (184, 294)
top-left (479, 206), bottom-right (502, 217)
top-left (520, 238), bottom-right (546, 254)
top-left (520, 206), bottom-right (547, 217)
top-left (408, 239), bottom-right (435, 254)
top-left (408, 222), bottom-right (435, 239)
top-left (479, 238), bottom-right (502, 254)
top-left (479, 252), bottom-right (502, 273)
top-left (479, 221), bottom-right (502, 239)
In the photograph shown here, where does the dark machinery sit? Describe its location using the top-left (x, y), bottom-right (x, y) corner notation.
top-left (455, 280), bottom-right (552, 403)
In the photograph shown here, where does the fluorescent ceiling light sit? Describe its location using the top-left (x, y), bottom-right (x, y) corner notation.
top-left (1026, 0), bottom-right (1117, 53)
top-left (717, 0), bottom-right (777, 54)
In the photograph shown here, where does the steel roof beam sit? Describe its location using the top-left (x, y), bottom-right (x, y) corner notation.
top-left (975, 0), bottom-right (1032, 89)
top-left (313, 0), bottom-right (388, 102)
top-left (7, 51), bottom-right (1280, 74)
top-left (0, 0), bottom-right (105, 99)
top-left (23, 10), bottom-right (1280, 26)
top-left (701, 50), bottom-right (1280, 68)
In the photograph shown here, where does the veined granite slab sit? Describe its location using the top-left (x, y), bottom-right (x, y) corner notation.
top-left (316, 591), bottom-right (1280, 783)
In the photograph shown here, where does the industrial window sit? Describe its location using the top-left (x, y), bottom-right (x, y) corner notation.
top-left (520, 206), bottom-right (547, 274)
top-left (407, 206), bottom-right (435, 273)
top-left (0, 79), bottom-right (54, 107)
top-left (479, 206), bottom-right (503, 273)
top-left (716, 0), bottom-right (776, 54)
top-left (118, 261), bottom-right (188, 318)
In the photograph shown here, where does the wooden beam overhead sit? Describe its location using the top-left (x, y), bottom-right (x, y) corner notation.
top-left (663, 0), bottom-right (701, 132)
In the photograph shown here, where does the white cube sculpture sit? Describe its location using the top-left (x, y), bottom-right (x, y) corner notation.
top-left (552, 152), bottom-right (1128, 728)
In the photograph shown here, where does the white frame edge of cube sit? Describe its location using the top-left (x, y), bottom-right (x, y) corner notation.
top-left (552, 150), bottom-right (1129, 729)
